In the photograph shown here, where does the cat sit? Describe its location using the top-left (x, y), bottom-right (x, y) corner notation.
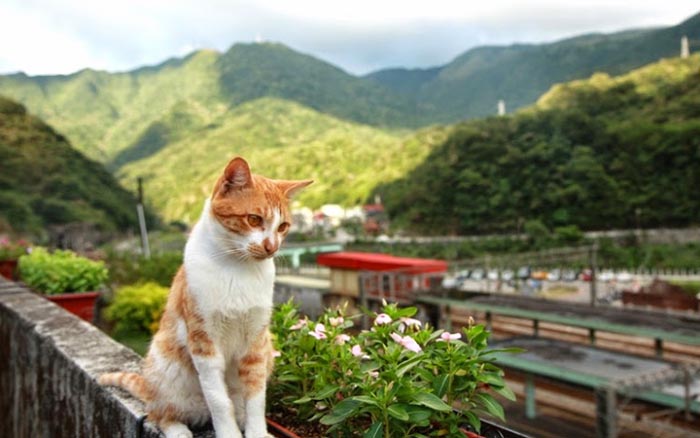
top-left (99, 157), bottom-right (312, 438)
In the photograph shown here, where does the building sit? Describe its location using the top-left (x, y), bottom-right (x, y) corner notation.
top-left (316, 251), bottom-right (447, 308)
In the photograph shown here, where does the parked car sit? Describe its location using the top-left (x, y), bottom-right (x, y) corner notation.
top-left (517, 266), bottom-right (531, 280)
top-left (598, 271), bottom-right (615, 282)
top-left (547, 269), bottom-right (561, 281)
top-left (487, 270), bottom-right (499, 281)
top-left (616, 271), bottom-right (633, 282)
top-left (501, 269), bottom-right (514, 282)
top-left (531, 270), bottom-right (548, 280)
top-left (579, 269), bottom-right (593, 282)
top-left (470, 268), bottom-right (485, 280)
top-left (562, 269), bottom-right (578, 282)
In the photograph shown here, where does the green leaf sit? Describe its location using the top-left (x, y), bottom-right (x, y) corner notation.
top-left (463, 410), bottom-right (481, 432)
top-left (314, 385), bottom-right (340, 399)
top-left (396, 354), bottom-right (423, 377)
top-left (387, 403), bottom-right (410, 421)
top-left (493, 384), bottom-right (517, 401)
top-left (293, 395), bottom-right (312, 404)
top-left (319, 398), bottom-right (362, 425)
top-left (352, 395), bottom-right (380, 407)
top-left (363, 421), bottom-right (383, 438)
top-left (479, 372), bottom-right (505, 388)
top-left (396, 306), bottom-right (418, 318)
top-left (413, 392), bottom-right (452, 412)
top-left (433, 374), bottom-right (449, 398)
top-left (405, 405), bottom-right (432, 424)
top-left (474, 393), bottom-right (505, 421)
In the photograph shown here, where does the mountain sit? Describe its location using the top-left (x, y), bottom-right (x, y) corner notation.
top-left (1, 11), bottom-right (698, 170)
top-left (116, 97), bottom-right (452, 223)
top-left (366, 11), bottom-right (700, 122)
top-left (0, 96), bottom-right (149, 235)
top-left (375, 54), bottom-right (700, 234)
top-left (0, 43), bottom-right (423, 166)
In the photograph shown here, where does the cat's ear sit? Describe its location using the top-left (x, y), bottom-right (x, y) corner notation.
top-left (223, 157), bottom-right (253, 190)
top-left (275, 179), bottom-right (313, 198)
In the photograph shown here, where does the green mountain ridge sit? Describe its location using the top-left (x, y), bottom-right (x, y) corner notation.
top-left (367, 11), bottom-right (700, 121)
top-left (116, 97), bottom-right (452, 223)
top-left (0, 10), bottom-right (697, 171)
top-left (0, 96), bottom-right (149, 235)
top-left (376, 55), bottom-right (700, 234)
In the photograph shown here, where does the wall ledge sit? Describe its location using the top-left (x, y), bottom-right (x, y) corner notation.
top-left (0, 278), bottom-right (165, 437)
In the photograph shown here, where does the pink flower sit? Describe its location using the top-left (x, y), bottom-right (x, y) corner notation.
top-left (374, 313), bottom-right (392, 325)
top-left (368, 371), bottom-right (379, 378)
top-left (329, 316), bottom-right (344, 327)
top-left (335, 334), bottom-right (351, 345)
top-left (272, 349), bottom-right (282, 358)
top-left (290, 319), bottom-right (308, 330)
top-left (390, 333), bottom-right (422, 353)
top-left (351, 345), bottom-right (370, 359)
top-left (437, 331), bottom-right (462, 342)
top-left (309, 323), bottom-right (327, 340)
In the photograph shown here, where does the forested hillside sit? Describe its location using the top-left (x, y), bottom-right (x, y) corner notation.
top-left (0, 97), bottom-right (148, 235)
top-left (367, 11), bottom-right (700, 121)
top-left (117, 98), bottom-right (452, 223)
top-left (375, 55), bottom-right (700, 234)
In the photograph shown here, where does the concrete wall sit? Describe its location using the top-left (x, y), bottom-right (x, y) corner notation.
top-left (0, 278), bottom-right (165, 438)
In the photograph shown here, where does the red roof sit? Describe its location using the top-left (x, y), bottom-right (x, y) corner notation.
top-left (317, 251), bottom-right (447, 273)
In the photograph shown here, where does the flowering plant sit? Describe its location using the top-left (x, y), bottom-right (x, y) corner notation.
top-left (271, 301), bottom-right (518, 437)
top-left (0, 237), bottom-right (30, 261)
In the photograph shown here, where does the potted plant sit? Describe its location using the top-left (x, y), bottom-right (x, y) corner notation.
top-left (18, 247), bottom-right (109, 322)
top-left (0, 237), bottom-right (30, 280)
top-left (269, 301), bottom-right (523, 437)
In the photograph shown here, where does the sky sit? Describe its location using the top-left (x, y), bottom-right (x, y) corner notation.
top-left (1, 1), bottom-right (698, 77)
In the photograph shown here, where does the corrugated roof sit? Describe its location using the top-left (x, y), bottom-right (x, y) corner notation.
top-left (316, 251), bottom-right (447, 273)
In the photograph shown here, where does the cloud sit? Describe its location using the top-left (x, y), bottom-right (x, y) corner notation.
top-left (0, 0), bottom-right (697, 76)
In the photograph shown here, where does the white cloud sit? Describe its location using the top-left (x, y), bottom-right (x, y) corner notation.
top-left (0, 0), bottom-right (697, 75)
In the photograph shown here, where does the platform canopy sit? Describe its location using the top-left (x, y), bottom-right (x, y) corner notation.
top-left (316, 251), bottom-right (447, 274)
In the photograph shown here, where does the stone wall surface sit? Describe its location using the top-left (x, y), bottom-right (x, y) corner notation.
top-left (0, 278), bottom-right (162, 438)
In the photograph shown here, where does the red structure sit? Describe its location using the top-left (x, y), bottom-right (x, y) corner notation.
top-left (317, 252), bottom-right (447, 305)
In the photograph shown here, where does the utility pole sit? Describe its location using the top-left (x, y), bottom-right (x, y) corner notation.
top-left (136, 177), bottom-right (151, 259)
top-left (681, 36), bottom-right (690, 59)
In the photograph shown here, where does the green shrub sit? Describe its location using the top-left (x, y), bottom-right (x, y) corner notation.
top-left (106, 250), bottom-right (182, 287)
top-left (18, 247), bottom-right (108, 294)
top-left (105, 282), bottom-right (169, 335)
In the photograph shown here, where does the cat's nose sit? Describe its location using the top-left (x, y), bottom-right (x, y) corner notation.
top-left (263, 238), bottom-right (278, 255)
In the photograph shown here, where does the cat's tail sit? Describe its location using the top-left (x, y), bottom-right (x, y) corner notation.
top-left (98, 372), bottom-right (154, 402)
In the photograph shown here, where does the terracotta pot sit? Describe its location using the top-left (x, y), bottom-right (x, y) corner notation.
top-left (0, 259), bottom-right (18, 280)
top-left (45, 291), bottom-right (99, 322)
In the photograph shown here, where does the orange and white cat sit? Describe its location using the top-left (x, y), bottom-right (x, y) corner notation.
top-left (100, 157), bottom-right (312, 438)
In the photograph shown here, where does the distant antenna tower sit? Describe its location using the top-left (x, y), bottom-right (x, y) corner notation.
top-left (497, 100), bottom-right (506, 116)
top-left (681, 36), bottom-right (690, 58)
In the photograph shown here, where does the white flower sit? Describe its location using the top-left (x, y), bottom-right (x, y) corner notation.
top-left (390, 333), bottom-right (422, 353)
top-left (335, 334), bottom-right (351, 345)
top-left (399, 317), bottom-right (422, 332)
top-left (351, 344), bottom-right (370, 359)
top-left (329, 316), bottom-right (344, 327)
top-left (437, 331), bottom-right (462, 342)
top-left (290, 319), bottom-right (308, 330)
top-left (374, 313), bottom-right (392, 325)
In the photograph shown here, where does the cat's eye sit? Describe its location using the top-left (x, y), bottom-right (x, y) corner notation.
top-left (277, 222), bottom-right (290, 233)
top-left (247, 214), bottom-right (263, 227)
